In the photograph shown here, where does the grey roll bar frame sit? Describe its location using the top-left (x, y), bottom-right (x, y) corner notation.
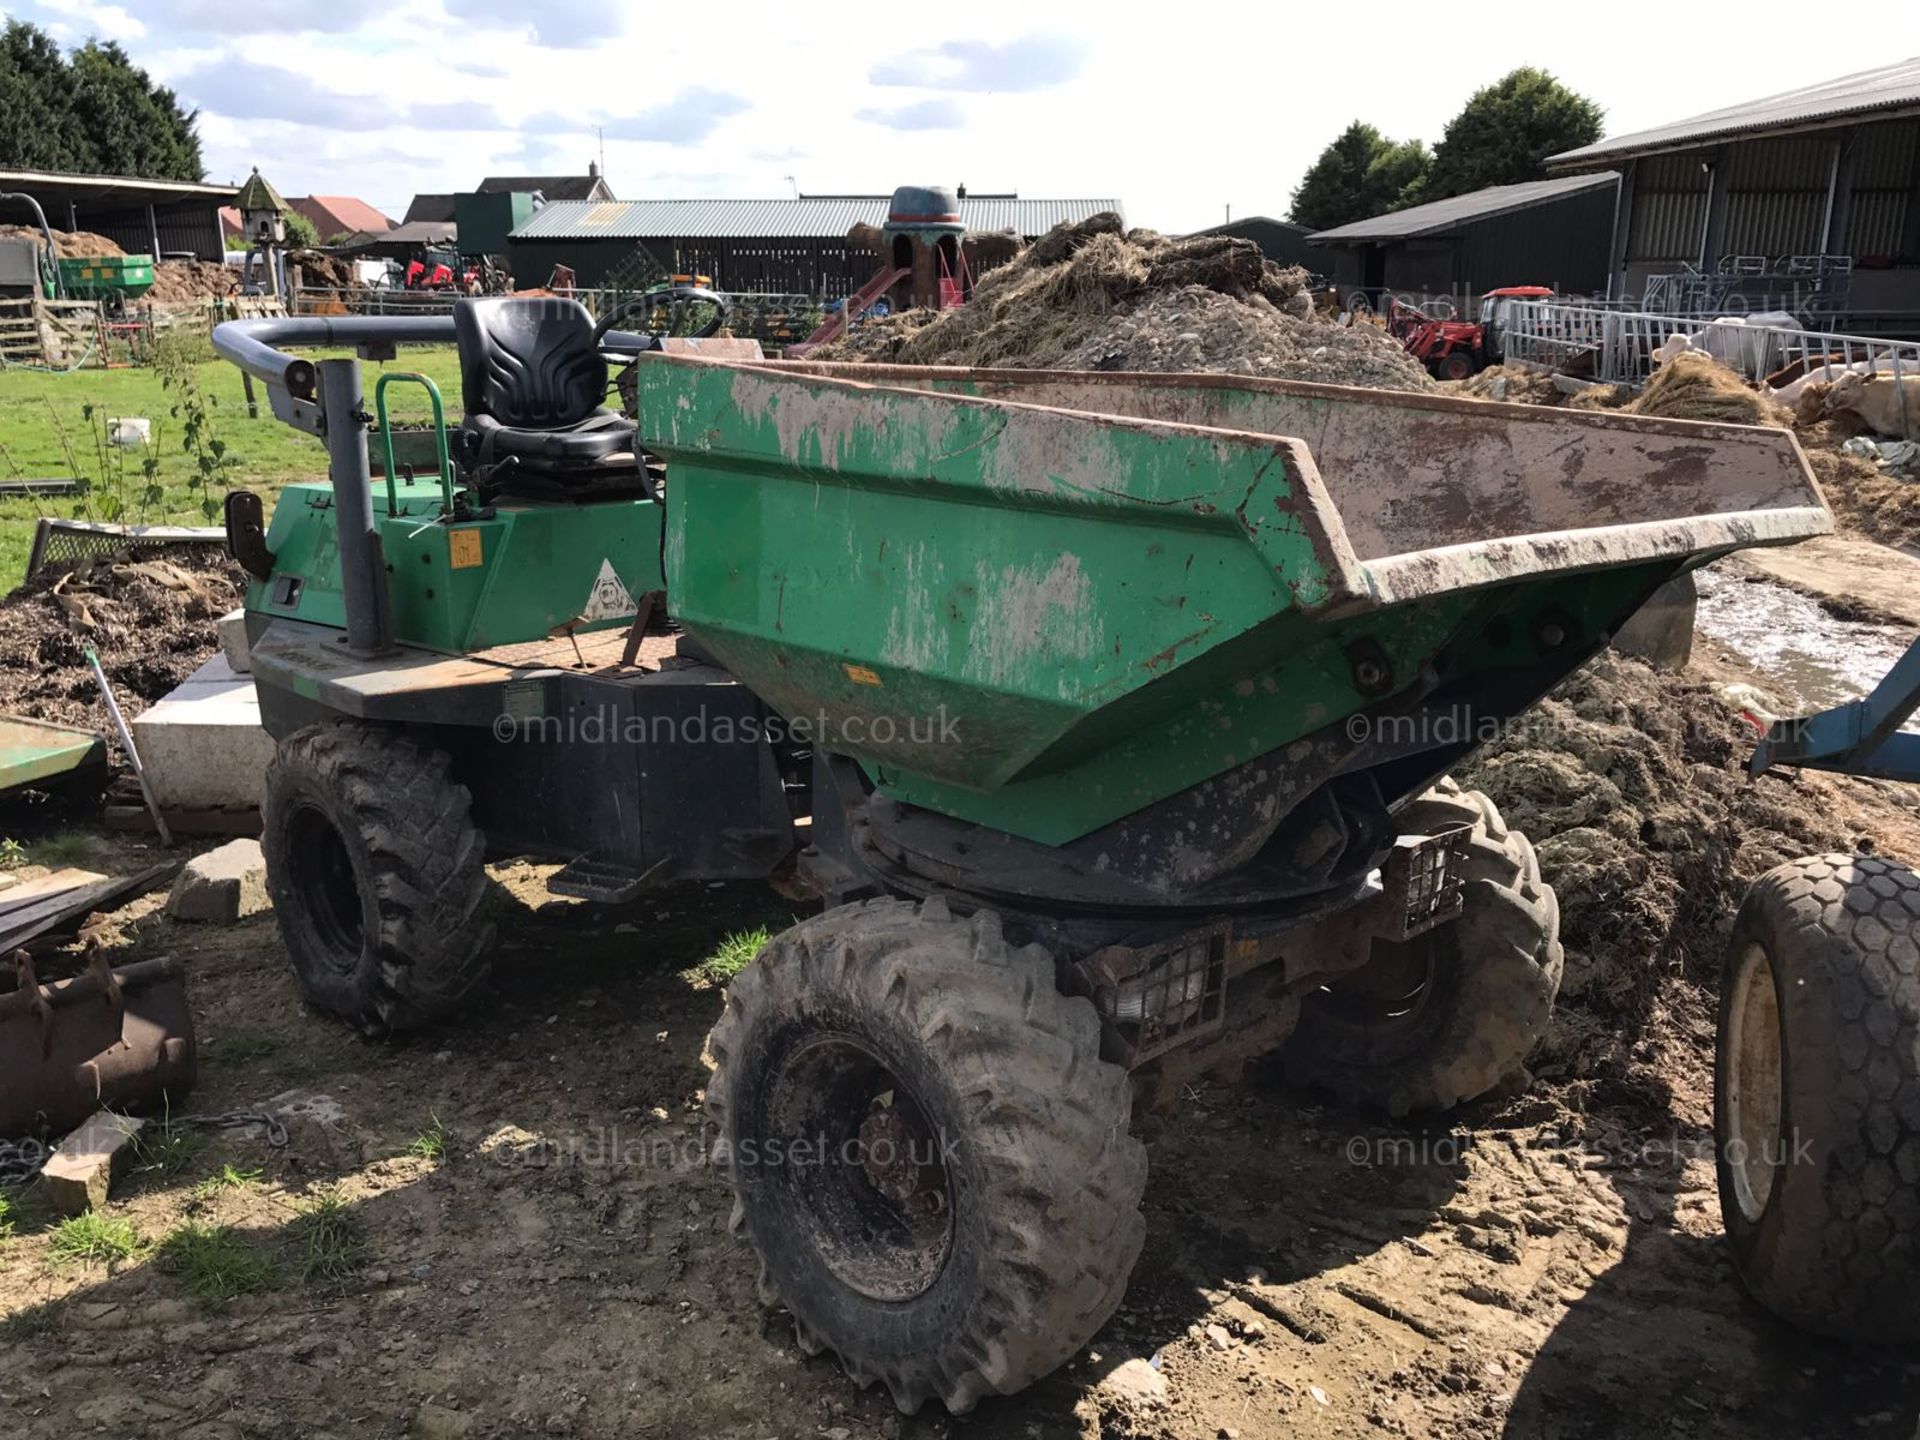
top-left (210, 311), bottom-right (663, 657)
top-left (213, 316), bottom-right (460, 657)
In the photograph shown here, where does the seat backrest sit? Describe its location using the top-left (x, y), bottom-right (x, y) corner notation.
top-left (454, 297), bottom-right (607, 430)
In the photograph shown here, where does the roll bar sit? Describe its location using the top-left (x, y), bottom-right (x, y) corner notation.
top-left (212, 314), bottom-right (457, 401)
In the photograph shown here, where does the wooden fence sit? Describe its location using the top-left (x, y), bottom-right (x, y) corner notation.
top-left (0, 294), bottom-right (285, 370)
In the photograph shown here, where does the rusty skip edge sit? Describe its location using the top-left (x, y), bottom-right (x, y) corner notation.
top-left (643, 354), bottom-right (1833, 615)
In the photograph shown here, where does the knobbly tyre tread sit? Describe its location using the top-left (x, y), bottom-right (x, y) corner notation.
top-left (705, 895), bottom-right (1147, 1414)
top-left (1283, 777), bottom-right (1564, 1116)
top-left (262, 722), bottom-right (493, 1034)
top-left (1718, 855), bottom-right (1920, 1344)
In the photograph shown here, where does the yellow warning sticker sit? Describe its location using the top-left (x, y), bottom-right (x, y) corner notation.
top-left (448, 529), bottom-right (484, 570)
top-left (843, 664), bottom-right (883, 687)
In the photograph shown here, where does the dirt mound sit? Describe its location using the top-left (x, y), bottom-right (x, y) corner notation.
top-left (1054, 285), bottom-right (1431, 389)
top-left (0, 224), bottom-right (125, 259)
top-left (1460, 653), bottom-right (1856, 1114)
top-left (817, 306), bottom-right (938, 361)
top-left (817, 217), bottom-right (1432, 391)
top-left (0, 550), bottom-right (244, 734)
top-left (290, 249), bottom-right (360, 290)
top-left (1630, 351), bottom-right (1789, 427)
top-left (147, 258), bottom-right (236, 302)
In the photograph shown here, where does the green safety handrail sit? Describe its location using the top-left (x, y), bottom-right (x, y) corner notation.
top-left (372, 371), bottom-right (455, 516)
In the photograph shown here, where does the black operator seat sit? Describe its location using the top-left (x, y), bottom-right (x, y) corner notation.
top-left (452, 297), bottom-right (638, 477)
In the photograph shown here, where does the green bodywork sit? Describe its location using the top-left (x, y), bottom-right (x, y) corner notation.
top-left (250, 478), bottom-right (664, 653)
top-left (56, 254), bottom-right (154, 301)
top-left (636, 357), bottom-right (1830, 846)
top-left (0, 716), bottom-right (106, 794)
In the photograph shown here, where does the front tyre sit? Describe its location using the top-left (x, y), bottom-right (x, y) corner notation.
top-left (705, 897), bottom-right (1147, 1414)
top-left (1717, 855), bottom-right (1920, 1345)
top-left (262, 722), bottom-right (493, 1035)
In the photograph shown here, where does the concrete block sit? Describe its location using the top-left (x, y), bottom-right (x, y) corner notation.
top-left (39, 1112), bottom-right (145, 1215)
top-left (167, 837), bottom-right (269, 922)
top-left (1611, 573), bottom-right (1696, 672)
top-left (129, 655), bottom-right (272, 810)
top-left (217, 608), bottom-right (251, 674)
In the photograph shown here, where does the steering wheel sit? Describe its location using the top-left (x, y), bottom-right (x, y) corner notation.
top-left (591, 285), bottom-right (731, 360)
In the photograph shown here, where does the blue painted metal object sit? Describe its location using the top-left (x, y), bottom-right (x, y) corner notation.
top-left (1749, 639), bottom-right (1920, 781)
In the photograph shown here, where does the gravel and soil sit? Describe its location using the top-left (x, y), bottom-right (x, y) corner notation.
top-left (2, 594), bottom-right (1917, 1438)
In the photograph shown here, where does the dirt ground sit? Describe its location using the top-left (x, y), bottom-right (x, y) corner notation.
top-left (4, 589), bottom-right (1920, 1438)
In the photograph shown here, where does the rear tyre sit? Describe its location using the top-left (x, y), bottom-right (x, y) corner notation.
top-left (705, 896), bottom-right (1146, 1414)
top-left (1716, 855), bottom-right (1920, 1345)
top-left (262, 722), bottom-right (493, 1035)
top-left (1283, 778), bottom-right (1563, 1116)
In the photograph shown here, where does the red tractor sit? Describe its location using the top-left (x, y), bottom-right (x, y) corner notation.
top-left (1387, 285), bottom-right (1554, 380)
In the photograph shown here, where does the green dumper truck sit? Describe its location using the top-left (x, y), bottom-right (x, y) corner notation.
top-left (212, 298), bottom-right (1907, 1412)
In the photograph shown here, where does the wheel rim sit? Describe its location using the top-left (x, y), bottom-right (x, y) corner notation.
top-left (763, 1033), bottom-right (955, 1303)
top-left (286, 803), bottom-right (364, 970)
top-left (1314, 935), bottom-right (1438, 1041)
top-left (1725, 941), bottom-right (1785, 1224)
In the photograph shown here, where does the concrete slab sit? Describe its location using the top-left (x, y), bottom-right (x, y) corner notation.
top-left (218, 608), bottom-right (251, 674)
top-left (130, 655), bottom-right (272, 810)
top-left (1728, 534), bottom-right (1920, 629)
top-left (39, 1112), bottom-right (145, 1215)
top-left (167, 837), bottom-right (269, 922)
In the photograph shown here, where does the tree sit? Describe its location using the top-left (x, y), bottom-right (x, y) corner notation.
top-left (282, 212), bottom-right (320, 249)
top-left (1288, 122), bottom-right (1432, 231)
top-left (0, 21), bottom-right (202, 180)
top-left (1425, 68), bottom-right (1602, 200)
top-left (68, 42), bottom-right (202, 181)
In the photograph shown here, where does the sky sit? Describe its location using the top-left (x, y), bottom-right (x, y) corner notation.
top-left (9, 0), bottom-right (1920, 233)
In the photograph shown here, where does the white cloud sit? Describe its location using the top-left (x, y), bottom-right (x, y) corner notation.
top-left (856, 98), bottom-right (967, 131)
top-left (870, 33), bottom-right (1087, 92)
top-left (18, 0), bottom-right (1884, 236)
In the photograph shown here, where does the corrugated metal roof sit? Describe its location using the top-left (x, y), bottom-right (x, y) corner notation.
top-left (1550, 56), bottom-right (1920, 167)
top-left (0, 168), bottom-right (238, 201)
top-left (509, 196), bottom-right (1123, 241)
top-left (1308, 173), bottom-right (1619, 244)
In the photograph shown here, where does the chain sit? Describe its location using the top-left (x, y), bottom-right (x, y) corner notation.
top-left (0, 1138), bottom-right (49, 1188)
top-left (172, 1110), bottom-right (291, 1148)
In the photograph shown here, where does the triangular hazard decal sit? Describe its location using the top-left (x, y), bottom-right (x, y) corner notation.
top-left (581, 559), bottom-right (637, 622)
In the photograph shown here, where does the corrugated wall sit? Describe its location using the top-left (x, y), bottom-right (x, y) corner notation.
top-left (1627, 152), bottom-right (1707, 265)
top-left (1624, 117), bottom-right (1918, 267)
top-left (69, 200), bottom-right (224, 260)
top-left (1458, 182), bottom-right (1616, 294)
top-left (1850, 118), bottom-right (1919, 256)
top-left (1720, 132), bottom-right (1833, 256)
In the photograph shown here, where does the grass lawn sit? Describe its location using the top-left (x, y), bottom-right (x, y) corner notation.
top-left (0, 342), bottom-right (465, 589)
